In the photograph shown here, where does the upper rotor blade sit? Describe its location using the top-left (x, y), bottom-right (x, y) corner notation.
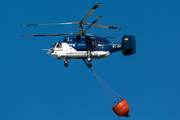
top-left (80, 3), bottom-right (100, 23)
top-left (84, 23), bottom-right (121, 30)
top-left (83, 16), bottom-right (102, 33)
top-left (86, 34), bottom-right (121, 40)
top-left (22, 33), bottom-right (76, 37)
top-left (21, 22), bottom-right (75, 27)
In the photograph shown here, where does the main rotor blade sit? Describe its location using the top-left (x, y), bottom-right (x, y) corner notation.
top-left (84, 23), bottom-right (121, 30)
top-left (21, 22), bottom-right (75, 27)
top-left (22, 33), bottom-right (77, 37)
top-left (83, 16), bottom-right (102, 33)
top-left (80, 3), bottom-right (100, 23)
top-left (86, 34), bottom-right (121, 40)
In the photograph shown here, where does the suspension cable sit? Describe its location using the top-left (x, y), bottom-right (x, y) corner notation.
top-left (90, 69), bottom-right (121, 105)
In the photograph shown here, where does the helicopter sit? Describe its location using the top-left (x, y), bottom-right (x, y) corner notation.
top-left (22, 3), bottom-right (136, 68)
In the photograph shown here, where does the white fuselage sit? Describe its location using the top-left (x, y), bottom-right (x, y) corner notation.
top-left (50, 42), bottom-right (110, 60)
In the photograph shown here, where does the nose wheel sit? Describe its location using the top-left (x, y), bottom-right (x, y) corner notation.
top-left (64, 59), bottom-right (68, 67)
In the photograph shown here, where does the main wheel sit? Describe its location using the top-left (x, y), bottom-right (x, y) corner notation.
top-left (64, 61), bottom-right (68, 67)
top-left (64, 63), bottom-right (68, 67)
top-left (87, 63), bottom-right (92, 68)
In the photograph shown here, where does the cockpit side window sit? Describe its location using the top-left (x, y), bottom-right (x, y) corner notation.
top-left (56, 43), bottom-right (62, 49)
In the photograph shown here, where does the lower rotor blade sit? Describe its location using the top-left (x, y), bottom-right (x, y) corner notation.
top-left (21, 22), bottom-right (75, 27)
top-left (22, 33), bottom-right (76, 37)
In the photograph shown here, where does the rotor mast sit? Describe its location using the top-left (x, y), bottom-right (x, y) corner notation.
top-left (78, 22), bottom-right (84, 36)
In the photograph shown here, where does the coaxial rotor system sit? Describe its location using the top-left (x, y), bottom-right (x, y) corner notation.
top-left (22, 3), bottom-right (121, 40)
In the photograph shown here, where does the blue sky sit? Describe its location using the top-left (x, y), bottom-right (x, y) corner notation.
top-left (1, 0), bottom-right (180, 120)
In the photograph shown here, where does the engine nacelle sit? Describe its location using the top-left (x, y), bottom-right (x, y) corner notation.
top-left (76, 42), bottom-right (87, 51)
top-left (121, 35), bottom-right (136, 56)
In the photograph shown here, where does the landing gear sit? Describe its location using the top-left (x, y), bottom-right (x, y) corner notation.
top-left (64, 62), bottom-right (68, 67)
top-left (83, 59), bottom-right (92, 68)
top-left (87, 63), bottom-right (92, 68)
top-left (64, 59), bottom-right (68, 67)
top-left (87, 50), bottom-right (91, 62)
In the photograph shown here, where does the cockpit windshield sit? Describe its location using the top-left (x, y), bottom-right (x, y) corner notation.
top-left (50, 43), bottom-right (57, 49)
top-left (49, 43), bottom-right (57, 54)
top-left (49, 42), bottom-right (62, 54)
